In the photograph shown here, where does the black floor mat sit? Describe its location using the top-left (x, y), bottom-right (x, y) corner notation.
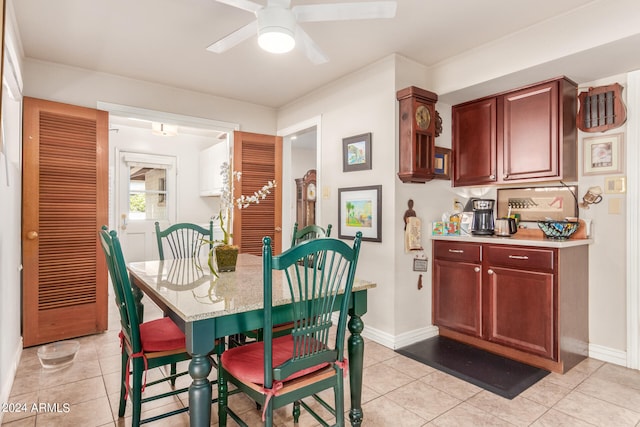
top-left (396, 336), bottom-right (549, 399)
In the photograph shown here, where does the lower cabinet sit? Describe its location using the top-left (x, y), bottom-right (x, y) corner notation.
top-left (432, 240), bottom-right (588, 373)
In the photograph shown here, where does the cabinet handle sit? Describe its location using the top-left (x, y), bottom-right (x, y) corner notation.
top-left (489, 174), bottom-right (496, 180)
top-left (474, 267), bottom-right (480, 273)
top-left (487, 269), bottom-right (494, 275)
top-left (448, 249), bottom-right (464, 253)
top-left (508, 255), bottom-right (529, 260)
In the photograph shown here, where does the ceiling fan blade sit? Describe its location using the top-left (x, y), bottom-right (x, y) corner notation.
top-left (267, 0), bottom-right (291, 7)
top-left (292, 1), bottom-right (397, 23)
top-left (215, 0), bottom-right (263, 13)
top-left (295, 26), bottom-right (328, 64)
top-left (206, 20), bottom-right (258, 53)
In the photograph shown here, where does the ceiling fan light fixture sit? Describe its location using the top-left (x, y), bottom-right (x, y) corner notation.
top-left (257, 7), bottom-right (296, 54)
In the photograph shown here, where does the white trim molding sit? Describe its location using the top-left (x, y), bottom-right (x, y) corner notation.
top-left (590, 343), bottom-right (628, 367)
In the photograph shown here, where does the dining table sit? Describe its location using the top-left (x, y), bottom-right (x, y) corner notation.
top-left (127, 253), bottom-right (376, 427)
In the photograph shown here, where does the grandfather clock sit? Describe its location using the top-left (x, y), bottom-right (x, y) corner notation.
top-left (396, 86), bottom-right (438, 183)
top-left (295, 169), bottom-right (316, 227)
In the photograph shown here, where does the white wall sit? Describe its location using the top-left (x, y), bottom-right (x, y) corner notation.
top-left (578, 74), bottom-right (628, 355)
top-left (278, 56), bottom-right (398, 337)
top-left (0, 1), bottom-right (25, 417)
top-left (22, 59), bottom-right (277, 136)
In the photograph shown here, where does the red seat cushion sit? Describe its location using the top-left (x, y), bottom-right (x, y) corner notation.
top-left (221, 335), bottom-right (329, 385)
top-left (139, 317), bottom-right (186, 352)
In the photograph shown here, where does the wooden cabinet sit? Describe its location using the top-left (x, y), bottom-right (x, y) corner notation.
top-left (484, 245), bottom-right (555, 360)
top-left (452, 77), bottom-right (577, 187)
top-left (199, 141), bottom-right (228, 196)
top-left (433, 241), bottom-right (483, 337)
top-left (432, 239), bottom-right (588, 373)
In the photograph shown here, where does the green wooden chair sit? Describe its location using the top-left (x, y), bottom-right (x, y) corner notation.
top-left (99, 226), bottom-right (220, 426)
top-left (290, 222), bottom-right (332, 247)
top-left (154, 221), bottom-right (213, 260)
top-left (218, 232), bottom-right (362, 427)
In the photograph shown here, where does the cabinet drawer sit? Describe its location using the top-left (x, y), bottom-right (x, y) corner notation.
top-left (485, 245), bottom-right (555, 272)
top-left (434, 241), bottom-right (481, 263)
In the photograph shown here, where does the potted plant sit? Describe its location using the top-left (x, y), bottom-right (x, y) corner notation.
top-left (203, 161), bottom-right (276, 274)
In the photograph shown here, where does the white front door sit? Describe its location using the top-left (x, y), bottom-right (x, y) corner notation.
top-left (116, 150), bottom-right (177, 262)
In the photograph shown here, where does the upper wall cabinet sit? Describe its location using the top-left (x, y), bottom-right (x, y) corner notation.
top-left (199, 141), bottom-right (229, 196)
top-left (452, 77), bottom-right (577, 187)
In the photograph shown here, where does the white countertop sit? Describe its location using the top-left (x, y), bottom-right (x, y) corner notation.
top-left (431, 234), bottom-right (593, 248)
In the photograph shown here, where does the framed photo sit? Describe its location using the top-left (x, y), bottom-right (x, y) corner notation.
top-left (342, 133), bottom-right (372, 172)
top-left (497, 185), bottom-right (578, 221)
top-left (338, 185), bottom-right (382, 242)
top-left (583, 133), bottom-right (624, 175)
top-left (433, 147), bottom-right (451, 180)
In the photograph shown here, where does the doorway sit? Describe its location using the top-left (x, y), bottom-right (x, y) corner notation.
top-left (279, 116), bottom-right (321, 249)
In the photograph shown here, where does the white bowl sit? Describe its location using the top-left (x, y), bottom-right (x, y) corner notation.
top-left (37, 340), bottom-right (80, 369)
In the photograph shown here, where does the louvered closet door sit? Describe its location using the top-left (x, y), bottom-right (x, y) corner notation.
top-left (22, 97), bottom-right (108, 347)
top-left (232, 131), bottom-right (282, 255)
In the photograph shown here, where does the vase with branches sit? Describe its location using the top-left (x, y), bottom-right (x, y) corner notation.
top-left (202, 161), bottom-right (276, 274)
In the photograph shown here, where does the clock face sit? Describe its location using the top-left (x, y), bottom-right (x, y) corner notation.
top-left (306, 183), bottom-right (316, 201)
top-left (415, 105), bottom-right (431, 130)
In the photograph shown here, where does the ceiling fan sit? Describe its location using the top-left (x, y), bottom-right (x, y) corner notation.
top-left (207, 0), bottom-right (397, 64)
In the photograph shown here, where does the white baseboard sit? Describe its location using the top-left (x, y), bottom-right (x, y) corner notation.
top-left (0, 336), bottom-right (23, 424)
top-left (589, 342), bottom-right (628, 367)
top-left (361, 324), bottom-right (632, 370)
top-left (362, 324), bottom-right (439, 350)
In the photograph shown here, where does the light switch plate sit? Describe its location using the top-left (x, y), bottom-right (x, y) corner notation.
top-left (604, 176), bottom-right (626, 194)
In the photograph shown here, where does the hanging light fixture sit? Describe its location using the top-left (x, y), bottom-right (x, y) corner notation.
top-left (151, 122), bottom-right (178, 137)
top-left (257, 6), bottom-right (296, 54)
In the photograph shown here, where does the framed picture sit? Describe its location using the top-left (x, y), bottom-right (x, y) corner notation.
top-left (342, 133), bottom-right (372, 172)
top-left (497, 185), bottom-right (578, 221)
top-left (338, 185), bottom-right (382, 242)
top-left (433, 147), bottom-right (451, 180)
top-left (583, 133), bottom-right (624, 175)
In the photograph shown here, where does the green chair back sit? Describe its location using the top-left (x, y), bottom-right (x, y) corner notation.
top-left (290, 222), bottom-right (332, 247)
top-left (99, 226), bottom-right (143, 354)
top-left (154, 221), bottom-right (213, 260)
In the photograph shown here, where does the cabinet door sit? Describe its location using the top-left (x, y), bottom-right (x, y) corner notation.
top-left (452, 98), bottom-right (497, 186)
top-left (501, 80), bottom-right (559, 181)
top-left (433, 258), bottom-right (483, 337)
top-left (199, 141), bottom-right (228, 196)
top-left (485, 266), bottom-right (556, 359)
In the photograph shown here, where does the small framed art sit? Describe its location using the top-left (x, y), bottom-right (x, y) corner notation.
top-left (338, 185), bottom-right (382, 242)
top-left (433, 147), bottom-right (451, 180)
top-left (583, 133), bottom-right (624, 175)
top-left (342, 133), bottom-right (372, 172)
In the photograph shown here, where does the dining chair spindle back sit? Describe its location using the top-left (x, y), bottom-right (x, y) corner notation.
top-left (155, 221), bottom-right (213, 260)
top-left (218, 232), bottom-right (362, 427)
top-left (100, 226), bottom-right (214, 427)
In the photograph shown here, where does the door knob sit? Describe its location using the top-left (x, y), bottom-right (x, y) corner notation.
top-left (27, 231), bottom-right (39, 240)
top-left (275, 227), bottom-right (282, 232)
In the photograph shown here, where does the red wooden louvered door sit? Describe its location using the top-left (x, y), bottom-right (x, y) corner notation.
top-left (22, 97), bottom-right (108, 347)
top-left (232, 131), bottom-right (282, 255)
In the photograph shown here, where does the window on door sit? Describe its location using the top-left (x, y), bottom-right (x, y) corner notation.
top-left (128, 166), bottom-right (168, 220)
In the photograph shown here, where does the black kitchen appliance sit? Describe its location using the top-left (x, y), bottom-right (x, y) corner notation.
top-left (471, 199), bottom-right (495, 235)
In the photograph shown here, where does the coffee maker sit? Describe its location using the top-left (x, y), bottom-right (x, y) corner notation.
top-left (471, 199), bottom-right (495, 235)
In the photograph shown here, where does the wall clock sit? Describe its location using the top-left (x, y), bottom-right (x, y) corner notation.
top-left (396, 86), bottom-right (439, 183)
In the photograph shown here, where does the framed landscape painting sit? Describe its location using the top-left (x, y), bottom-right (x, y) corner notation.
top-left (342, 133), bottom-right (372, 172)
top-left (338, 185), bottom-right (381, 242)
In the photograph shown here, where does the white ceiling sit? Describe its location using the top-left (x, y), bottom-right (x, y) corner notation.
top-left (11, 0), bottom-right (635, 109)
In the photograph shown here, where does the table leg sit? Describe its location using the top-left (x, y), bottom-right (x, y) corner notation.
top-left (347, 313), bottom-right (364, 427)
top-left (188, 353), bottom-right (212, 427)
top-left (131, 281), bottom-right (144, 322)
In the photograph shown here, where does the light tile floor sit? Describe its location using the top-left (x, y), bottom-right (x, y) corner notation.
top-left (4, 299), bottom-right (640, 426)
